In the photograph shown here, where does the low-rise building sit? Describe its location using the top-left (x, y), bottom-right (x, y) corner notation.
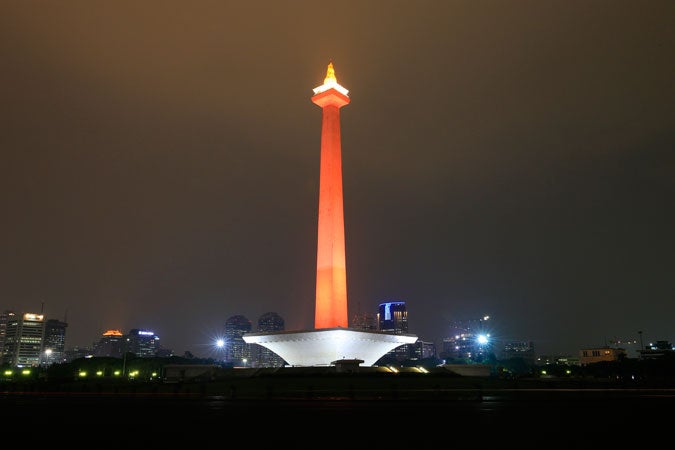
top-left (579, 346), bottom-right (626, 365)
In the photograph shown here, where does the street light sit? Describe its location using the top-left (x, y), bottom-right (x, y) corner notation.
top-left (43, 348), bottom-right (53, 366)
top-left (476, 334), bottom-right (490, 345)
top-left (213, 338), bottom-right (226, 363)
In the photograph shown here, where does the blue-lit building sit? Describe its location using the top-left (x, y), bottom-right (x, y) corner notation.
top-left (126, 329), bottom-right (160, 358)
top-left (376, 301), bottom-right (411, 363)
top-left (377, 301), bottom-right (408, 334)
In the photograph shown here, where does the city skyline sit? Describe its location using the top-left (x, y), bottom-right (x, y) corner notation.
top-left (1, 299), bottom-right (652, 361)
top-left (1, 2), bottom-right (673, 357)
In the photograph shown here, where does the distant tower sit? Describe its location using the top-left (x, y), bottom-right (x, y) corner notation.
top-left (0, 310), bottom-right (15, 365)
top-left (254, 312), bottom-right (286, 367)
top-left (377, 301), bottom-right (411, 362)
top-left (378, 301), bottom-right (409, 334)
top-left (93, 329), bottom-right (125, 358)
top-left (41, 319), bottom-right (68, 365)
top-left (258, 312), bottom-right (285, 333)
top-left (352, 311), bottom-right (378, 331)
top-left (224, 315), bottom-right (252, 366)
top-left (126, 329), bottom-right (160, 358)
top-left (311, 62), bottom-right (350, 329)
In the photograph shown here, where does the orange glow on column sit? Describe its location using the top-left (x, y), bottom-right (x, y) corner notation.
top-left (312, 62), bottom-right (350, 329)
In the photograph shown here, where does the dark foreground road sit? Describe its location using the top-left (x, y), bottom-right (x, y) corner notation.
top-left (2, 388), bottom-right (672, 447)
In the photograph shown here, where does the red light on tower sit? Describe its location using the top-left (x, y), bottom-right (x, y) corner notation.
top-left (312, 62), bottom-right (350, 329)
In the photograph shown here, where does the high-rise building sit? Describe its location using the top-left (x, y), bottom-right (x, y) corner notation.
top-left (408, 340), bottom-right (437, 360)
top-left (41, 319), bottom-right (68, 366)
top-left (351, 312), bottom-right (377, 331)
top-left (0, 310), bottom-right (17, 365)
top-left (258, 312), bottom-right (284, 332)
top-left (224, 315), bottom-right (252, 366)
top-left (126, 329), bottom-right (160, 358)
top-left (377, 301), bottom-right (409, 334)
top-left (377, 301), bottom-right (411, 362)
top-left (253, 312), bottom-right (286, 367)
top-left (1, 312), bottom-right (45, 367)
top-left (93, 329), bottom-right (125, 358)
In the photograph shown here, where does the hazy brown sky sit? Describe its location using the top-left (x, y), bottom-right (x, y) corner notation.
top-left (1, 1), bottom-right (673, 357)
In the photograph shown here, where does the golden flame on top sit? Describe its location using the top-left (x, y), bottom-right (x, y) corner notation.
top-left (324, 62), bottom-right (337, 84)
top-left (313, 61), bottom-right (349, 96)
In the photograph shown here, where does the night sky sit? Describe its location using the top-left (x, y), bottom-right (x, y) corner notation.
top-left (2, 1), bottom-right (673, 358)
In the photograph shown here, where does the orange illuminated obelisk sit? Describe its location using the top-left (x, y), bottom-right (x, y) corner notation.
top-left (312, 62), bottom-right (350, 329)
top-left (242, 63), bottom-right (417, 366)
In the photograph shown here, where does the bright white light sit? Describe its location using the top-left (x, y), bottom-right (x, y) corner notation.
top-left (243, 328), bottom-right (417, 367)
top-left (313, 79), bottom-right (349, 96)
top-left (216, 339), bottom-right (224, 348)
top-left (477, 334), bottom-right (489, 345)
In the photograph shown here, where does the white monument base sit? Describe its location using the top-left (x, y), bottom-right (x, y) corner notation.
top-left (243, 327), bottom-right (418, 367)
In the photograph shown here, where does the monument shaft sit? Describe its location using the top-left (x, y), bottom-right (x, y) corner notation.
top-left (241, 63), bottom-right (418, 366)
top-left (312, 63), bottom-right (350, 329)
